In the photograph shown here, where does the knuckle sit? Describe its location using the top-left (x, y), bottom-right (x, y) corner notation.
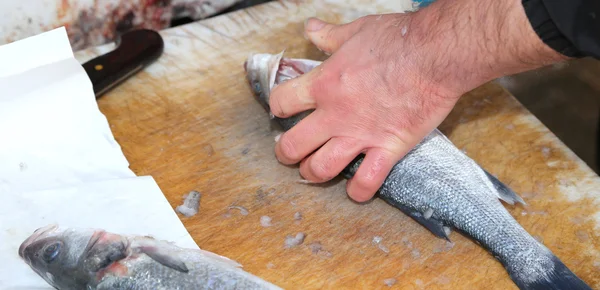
top-left (299, 160), bottom-right (313, 181)
top-left (278, 135), bottom-right (300, 161)
top-left (269, 95), bottom-right (286, 117)
top-left (347, 180), bottom-right (373, 202)
top-left (268, 90), bottom-right (280, 108)
top-left (354, 173), bottom-right (378, 192)
top-left (384, 134), bottom-right (410, 155)
top-left (311, 159), bottom-right (333, 181)
top-left (309, 69), bottom-right (338, 99)
top-left (324, 29), bottom-right (342, 50)
top-left (308, 77), bottom-right (326, 100)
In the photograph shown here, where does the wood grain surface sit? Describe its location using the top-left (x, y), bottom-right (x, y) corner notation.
top-left (74, 1), bottom-right (600, 289)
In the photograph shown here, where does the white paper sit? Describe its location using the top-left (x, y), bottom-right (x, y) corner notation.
top-left (0, 25), bottom-right (75, 78)
top-left (0, 27), bottom-right (135, 194)
top-left (0, 27), bottom-right (199, 289)
top-left (0, 176), bottom-right (199, 289)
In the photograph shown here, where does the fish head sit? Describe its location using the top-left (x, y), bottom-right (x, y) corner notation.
top-left (19, 224), bottom-right (126, 289)
top-left (244, 51), bottom-right (284, 113)
top-left (244, 51), bottom-right (323, 114)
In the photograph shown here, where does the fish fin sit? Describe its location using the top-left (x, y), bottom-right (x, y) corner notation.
top-left (483, 170), bottom-right (526, 206)
top-left (82, 232), bottom-right (128, 272)
top-left (139, 246), bottom-right (189, 273)
top-left (423, 208), bottom-right (434, 219)
top-left (380, 195), bottom-right (451, 241)
top-left (407, 209), bottom-right (451, 241)
top-left (509, 255), bottom-right (591, 290)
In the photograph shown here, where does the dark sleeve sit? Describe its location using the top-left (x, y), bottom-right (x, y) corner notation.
top-left (522, 0), bottom-right (600, 59)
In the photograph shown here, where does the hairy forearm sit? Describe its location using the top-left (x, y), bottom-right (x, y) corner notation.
top-left (410, 0), bottom-right (569, 95)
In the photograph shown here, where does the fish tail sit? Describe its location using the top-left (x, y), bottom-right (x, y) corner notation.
top-left (508, 255), bottom-right (591, 290)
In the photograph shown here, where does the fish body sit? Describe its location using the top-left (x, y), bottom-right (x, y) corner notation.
top-left (244, 52), bottom-right (592, 290)
top-left (18, 224), bottom-right (282, 290)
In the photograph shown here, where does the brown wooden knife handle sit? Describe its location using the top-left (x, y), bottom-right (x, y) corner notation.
top-left (82, 29), bottom-right (164, 99)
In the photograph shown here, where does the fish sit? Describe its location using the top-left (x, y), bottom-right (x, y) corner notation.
top-left (18, 224), bottom-right (282, 290)
top-left (243, 51), bottom-right (592, 290)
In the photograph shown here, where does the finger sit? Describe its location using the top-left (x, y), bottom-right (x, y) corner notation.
top-left (274, 109), bottom-right (331, 165)
top-left (269, 67), bottom-right (318, 118)
top-left (298, 136), bottom-right (364, 182)
top-left (346, 148), bottom-right (399, 203)
top-left (304, 17), bottom-right (366, 54)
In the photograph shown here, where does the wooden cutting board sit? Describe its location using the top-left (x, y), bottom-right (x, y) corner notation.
top-left (74, 1), bottom-right (600, 289)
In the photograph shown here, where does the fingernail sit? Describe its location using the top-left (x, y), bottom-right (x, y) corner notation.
top-left (297, 179), bottom-right (315, 184)
top-left (274, 133), bottom-right (282, 142)
top-left (305, 17), bottom-right (325, 32)
top-left (317, 47), bottom-right (331, 56)
top-left (269, 112), bottom-right (275, 119)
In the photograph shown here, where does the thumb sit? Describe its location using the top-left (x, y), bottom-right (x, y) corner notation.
top-left (304, 17), bottom-right (365, 54)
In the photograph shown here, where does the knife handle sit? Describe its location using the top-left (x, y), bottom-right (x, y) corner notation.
top-left (82, 29), bottom-right (164, 99)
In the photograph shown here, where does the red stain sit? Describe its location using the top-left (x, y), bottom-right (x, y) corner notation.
top-left (57, 0), bottom-right (70, 19)
top-left (96, 261), bottom-right (129, 281)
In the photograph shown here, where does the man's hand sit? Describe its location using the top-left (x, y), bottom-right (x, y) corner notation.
top-left (269, 0), bottom-right (568, 202)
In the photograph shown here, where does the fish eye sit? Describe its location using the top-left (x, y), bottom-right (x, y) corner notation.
top-left (253, 81), bottom-right (262, 93)
top-left (42, 242), bottom-right (61, 263)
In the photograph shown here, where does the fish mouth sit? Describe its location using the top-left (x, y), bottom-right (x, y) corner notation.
top-left (19, 224), bottom-right (59, 259)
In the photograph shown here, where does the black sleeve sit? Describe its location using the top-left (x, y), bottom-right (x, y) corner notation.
top-left (522, 0), bottom-right (600, 59)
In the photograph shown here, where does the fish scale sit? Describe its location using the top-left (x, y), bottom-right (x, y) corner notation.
top-left (92, 239), bottom-right (282, 290)
top-left (96, 256), bottom-right (258, 289)
top-left (244, 51), bottom-right (592, 290)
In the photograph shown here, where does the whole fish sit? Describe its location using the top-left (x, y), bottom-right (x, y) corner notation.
top-left (244, 51), bottom-right (592, 290)
top-left (18, 224), bottom-right (282, 290)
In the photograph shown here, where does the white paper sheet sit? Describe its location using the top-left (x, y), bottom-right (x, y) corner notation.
top-left (0, 27), bottom-right (199, 289)
top-left (0, 27), bottom-right (135, 194)
top-left (0, 176), bottom-right (199, 289)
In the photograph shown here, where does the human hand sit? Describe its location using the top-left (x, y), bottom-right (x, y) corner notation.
top-left (269, 0), bottom-right (568, 202)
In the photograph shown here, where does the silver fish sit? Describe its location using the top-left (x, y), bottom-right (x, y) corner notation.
top-left (18, 224), bottom-right (282, 290)
top-left (243, 51), bottom-right (592, 290)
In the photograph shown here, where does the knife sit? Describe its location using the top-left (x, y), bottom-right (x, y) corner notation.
top-left (82, 29), bottom-right (164, 99)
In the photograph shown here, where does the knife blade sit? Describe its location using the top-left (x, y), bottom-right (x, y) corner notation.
top-left (81, 29), bottom-right (164, 99)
